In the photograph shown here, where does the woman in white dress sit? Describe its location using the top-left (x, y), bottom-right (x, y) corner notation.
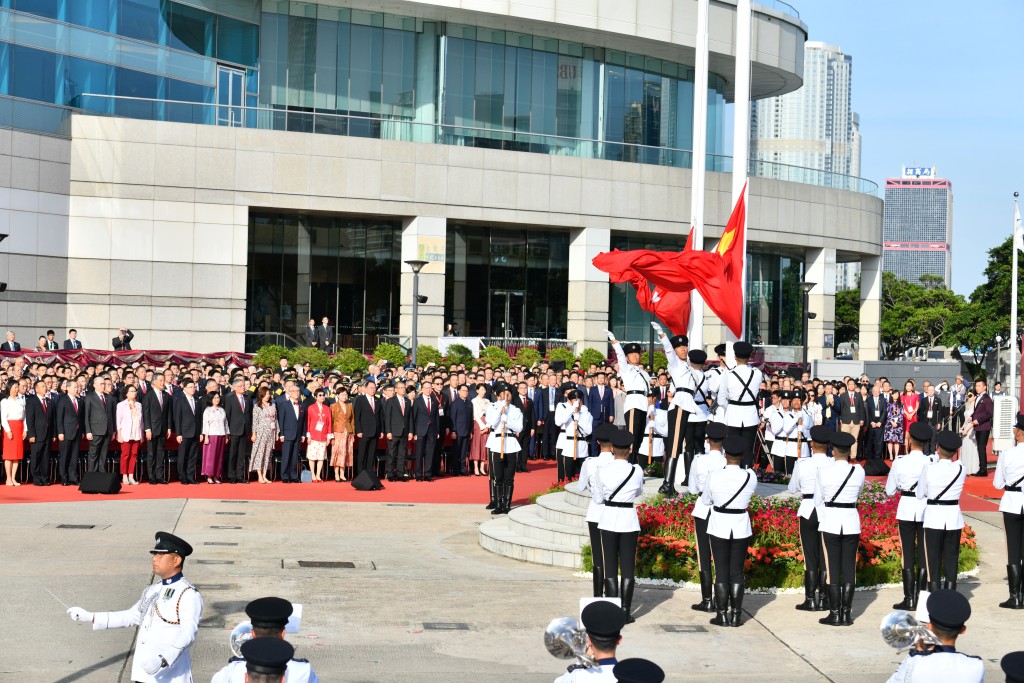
top-left (958, 392), bottom-right (979, 475)
top-left (610, 377), bottom-right (626, 428)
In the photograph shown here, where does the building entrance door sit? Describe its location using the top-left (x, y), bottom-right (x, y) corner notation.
top-left (489, 290), bottom-right (525, 338)
top-left (217, 65), bottom-right (244, 127)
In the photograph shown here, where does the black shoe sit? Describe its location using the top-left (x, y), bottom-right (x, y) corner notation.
top-left (796, 570), bottom-right (818, 611)
top-left (892, 569), bottom-right (915, 610)
top-left (1000, 565), bottom-right (1023, 609)
top-left (709, 583), bottom-right (730, 627)
top-left (819, 586), bottom-right (841, 626)
top-left (620, 577), bottom-right (636, 624)
top-left (691, 571), bottom-right (715, 612)
top-left (840, 584), bottom-right (854, 626)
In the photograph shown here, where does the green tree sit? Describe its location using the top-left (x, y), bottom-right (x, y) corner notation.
top-left (577, 347), bottom-right (607, 368)
top-left (879, 273), bottom-right (965, 360)
top-left (834, 285), bottom-right (860, 350)
top-left (373, 342), bottom-right (407, 367)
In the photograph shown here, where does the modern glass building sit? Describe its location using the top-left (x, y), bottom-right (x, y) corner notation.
top-left (0, 0), bottom-right (884, 361)
top-left (882, 167), bottom-right (953, 288)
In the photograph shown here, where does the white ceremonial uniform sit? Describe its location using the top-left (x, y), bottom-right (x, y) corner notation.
top-left (885, 648), bottom-right (984, 683)
top-left (211, 657), bottom-right (319, 683)
top-left (701, 465), bottom-right (758, 538)
top-left (721, 365), bottom-right (764, 428)
top-left (885, 451), bottom-right (930, 522)
top-left (92, 574), bottom-right (203, 683)
top-left (595, 459), bottom-right (645, 533)
top-left (916, 459), bottom-right (966, 530)
top-left (611, 341), bottom-right (651, 414)
top-left (705, 366), bottom-right (728, 424)
top-left (553, 658), bottom-right (618, 682)
top-left (805, 401), bottom-right (823, 426)
top-left (783, 410), bottom-right (812, 459)
top-left (814, 461), bottom-right (866, 535)
top-left (994, 442), bottom-right (1024, 514)
top-left (659, 337), bottom-right (696, 413)
top-left (763, 402), bottom-right (780, 453)
top-left (768, 405), bottom-right (787, 457)
top-left (579, 451), bottom-right (615, 523)
top-left (788, 452), bottom-right (832, 520)
top-left (688, 449), bottom-right (727, 520)
top-left (690, 373), bottom-right (711, 424)
top-left (485, 401), bottom-right (524, 453)
top-left (555, 401), bottom-right (593, 459)
top-left (637, 408), bottom-right (668, 459)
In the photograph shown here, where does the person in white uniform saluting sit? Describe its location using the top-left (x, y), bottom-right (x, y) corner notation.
top-left (687, 422), bottom-right (729, 613)
top-left (995, 413), bottom-right (1024, 609)
top-left (67, 532), bottom-right (203, 683)
top-left (605, 330), bottom-right (651, 464)
top-left (788, 425), bottom-right (833, 613)
top-left (578, 423), bottom-right (619, 599)
top-left (917, 429), bottom-right (967, 592)
top-left (551, 601), bottom-right (628, 683)
top-left (885, 589), bottom-right (983, 683)
top-left (885, 421), bottom-right (933, 611)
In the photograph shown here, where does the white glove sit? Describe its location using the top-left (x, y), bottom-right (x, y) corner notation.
top-left (67, 607), bottom-right (93, 624)
top-left (604, 330), bottom-right (616, 342)
top-left (140, 654), bottom-right (164, 676)
top-left (651, 321), bottom-right (664, 335)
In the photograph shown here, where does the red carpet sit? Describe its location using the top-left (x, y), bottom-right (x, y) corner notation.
top-left (0, 461), bottom-right (559, 506)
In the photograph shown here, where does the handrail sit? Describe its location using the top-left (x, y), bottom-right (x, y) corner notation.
top-left (243, 331), bottom-right (304, 348)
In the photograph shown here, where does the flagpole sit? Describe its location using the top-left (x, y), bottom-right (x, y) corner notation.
top-left (730, 0), bottom-right (752, 342)
top-left (687, 0), bottom-right (710, 352)
top-left (1011, 192), bottom-right (1020, 400)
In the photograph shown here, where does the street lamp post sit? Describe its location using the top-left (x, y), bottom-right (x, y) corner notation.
top-left (996, 335), bottom-right (1003, 388)
top-left (800, 282), bottom-right (817, 373)
top-left (405, 260), bottom-right (428, 368)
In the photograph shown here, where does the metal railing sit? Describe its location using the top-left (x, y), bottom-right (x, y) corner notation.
top-left (754, 0), bottom-right (800, 20)
top-left (377, 335), bottom-right (411, 354)
top-left (480, 337), bottom-right (575, 356)
top-left (243, 331), bottom-right (303, 353)
top-left (73, 94), bottom-right (878, 195)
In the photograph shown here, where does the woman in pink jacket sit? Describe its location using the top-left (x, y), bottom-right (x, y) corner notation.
top-left (115, 386), bottom-right (144, 485)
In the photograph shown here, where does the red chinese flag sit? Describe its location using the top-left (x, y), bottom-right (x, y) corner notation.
top-left (710, 181), bottom-right (747, 336)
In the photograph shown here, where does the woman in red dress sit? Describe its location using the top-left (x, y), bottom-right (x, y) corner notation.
top-left (305, 389), bottom-right (333, 482)
top-left (900, 380), bottom-right (920, 452)
top-left (1, 381), bottom-right (25, 485)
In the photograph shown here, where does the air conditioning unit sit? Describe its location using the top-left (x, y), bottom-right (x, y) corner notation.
top-left (991, 396), bottom-right (1019, 453)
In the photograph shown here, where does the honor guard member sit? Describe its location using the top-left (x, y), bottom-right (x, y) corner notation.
top-left (579, 423), bottom-right (619, 598)
top-left (240, 637), bottom-right (295, 683)
top-left (606, 330), bottom-right (652, 462)
top-left (67, 532), bottom-right (203, 683)
top-left (705, 344), bottom-right (730, 424)
top-left (552, 601), bottom-right (627, 683)
top-left (486, 382), bottom-right (524, 515)
top-left (814, 431), bottom-right (865, 626)
top-left (789, 426), bottom-right (834, 612)
top-left (681, 349), bottom-right (709, 487)
top-left (917, 429), bottom-right (967, 592)
top-left (1002, 651), bottom-right (1024, 683)
top-left (651, 323), bottom-right (691, 496)
top-left (556, 388), bottom-right (594, 481)
top-left (768, 391), bottom-right (791, 473)
top-left (612, 658), bottom-right (665, 683)
top-left (787, 391), bottom-right (813, 463)
top-left (701, 435), bottom-right (758, 627)
top-left (722, 341), bottom-right (763, 468)
top-left (594, 428), bottom-right (645, 623)
top-left (212, 597), bottom-right (318, 682)
top-left (994, 413), bottom-right (1024, 609)
top-left (885, 421), bottom-right (933, 610)
top-left (762, 390), bottom-right (782, 470)
top-left (687, 422), bottom-right (729, 613)
top-left (637, 397), bottom-right (668, 467)
top-left (885, 589), bottom-right (983, 683)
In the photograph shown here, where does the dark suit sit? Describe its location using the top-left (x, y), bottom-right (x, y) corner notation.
top-left (111, 330), bottom-right (134, 351)
top-left (25, 394), bottom-right (54, 485)
top-left (303, 326), bottom-right (320, 348)
top-left (55, 393), bottom-right (84, 484)
top-left (353, 394), bottom-right (380, 476)
top-left (318, 325), bottom-right (333, 353)
top-left (83, 391), bottom-right (112, 472)
top-left (0, 341), bottom-right (20, 352)
top-left (654, 384), bottom-right (670, 410)
top-left (587, 385), bottom-right (614, 456)
top-left (277, 399), bottom-right (307, 482)
top-left (864, 394), bottom-right (887, 459)
top-left (818, 395), bottom-right (839, 432)
top-left (63, 339), bottom-right (82, 350)
top-left (45, 340), bottom-right (59, 350)
top-left (973, 392), bottom-right (994, 474)
top-left (223, 391), bottom-right (253, 483)
top-left (449, 394), bottom-right (474, 475)
top-left (410, 392), bottom-right (441, 480)
top-left (382, 395), bottom-right (410, 479)
top-left (142, 389), bottom-right (172, 483)
top-left (172, 394), bottom-right (200, 484)
top-left (539, 386), bottom-right (562, 459)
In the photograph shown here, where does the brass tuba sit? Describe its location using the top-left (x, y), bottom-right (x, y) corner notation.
top-left (880, 610), bottom-right (943, 652)
top-left (230, 621), bottom-right (254, 658)
top-left (544, 617), bottom-right (597, 668)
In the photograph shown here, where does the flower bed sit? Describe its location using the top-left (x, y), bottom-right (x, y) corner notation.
top-left (581, 482), bottom-right (979, 589)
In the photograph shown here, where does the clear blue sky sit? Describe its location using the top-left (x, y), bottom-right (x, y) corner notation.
top-left (788, 0), bottom-right (1024, 295)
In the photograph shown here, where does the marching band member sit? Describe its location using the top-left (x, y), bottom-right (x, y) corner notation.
top-left (606, 330), bottom-right (651, 464)
top-left (788, 426), bottom-right (833, 612)
top-left (917, 429), bottom-right (967, 592)
top-left (556, 388), bottom-right (594, 481)
top-left (687, 422), bottom-right (728, 613)
top-left (994, 413), bottom-right (1024, 609)
top-left (652, 323), bottom-right (691, 496)
top-left (486, 382), bottom-right (524, 515)
top-left (884, 421), bottom-right (932, 610)
top-left (579, 423), bottom-right (619, 598)
top-left (721, 341), bottom-right (763, 468)
top-left (885, 590), bottom-right (983, 683)
top-left (211, 597), bottom-right (318, 682)
top-left (552, 601), bottom-right (627, 683)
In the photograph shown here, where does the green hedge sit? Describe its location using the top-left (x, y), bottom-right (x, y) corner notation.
top-left (252, 344), bottom-right (290, 370)
top-left (640, 349), bottom-right (668, 371)
top-left (576, 347), bottom-right (606, 368)
top-left (416, 344), bottom-right (443, 367)
top-left (332, 348), bottom-right (369, 375)
top-left (373, 342), bottom-right (407, 367)
top-left (547, 347), bottom-right (575, 364)
top-left (514, 347), bottom-right (543, 367)
top-left (479, 345), bottom-right (512, 367)
top-left (444, 343), bottom-right (475, 365)
top-left (288, 346), bottom-right (334, 370)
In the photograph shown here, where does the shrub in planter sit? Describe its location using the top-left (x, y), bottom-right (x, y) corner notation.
top-left (416, 344), bottom-right (443, 367)
top-left (253, 344), bottom-right (290, 370)
top-left (514, 346), bottom-right (543, 367)
top-left (548, 347), bottom-right (575, 364)
top-left (576, 347), bottom-right (606, 368)
top-left (640, 350), bottom-right (668, 372)
top-left (373, 342), bottom-right (407, 367)
top-left (287, 346), bottom-right (333, 371)
top-left (479, 345), bottom-right (512, 367)
top-left (332, 348), bottom-right (369, 376)
top-left (445, 343), bottom-right (475, 365)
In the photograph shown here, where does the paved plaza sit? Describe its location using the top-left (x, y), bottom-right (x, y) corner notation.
top-left (1, 498), bottom-right (1020, 682)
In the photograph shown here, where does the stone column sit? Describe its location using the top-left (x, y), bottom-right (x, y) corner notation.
top-left (858, 255), bottom-right (882, 360)
top-left (399, 216), bottom-right (447, 351)
top-left (804, 247), bottom-right (836, 362)
top-left (567, 227), bottom-right (610, 354)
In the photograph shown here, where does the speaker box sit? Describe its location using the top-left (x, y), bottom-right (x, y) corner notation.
top-left (351, 470), bottom-right (384, 491)
top-left (863, 458), bottom-right (891, 477)
top-left (80, 471), bottom-right (121, 495)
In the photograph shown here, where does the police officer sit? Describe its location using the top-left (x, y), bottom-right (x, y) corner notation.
top-left (762, 390), bottom-right (782, 471)
top-left (67, 532), bottom-right (203, 683)
top-left (768, 390), bottom-right (791, 473)
top-left (705, 343), bottom-right (729, 425)
top-left (579, 423), bottom-right (618, 598)
top-left (681, 349), bottom-right (709, 487)
top-left (606, 330), bottom-right (651, 462)
top-left (652, 323), bottom-right (691, 496)
top-left (552, 601), bottom-right (627, 683)
top-left (636, 397), bottom-right (667, 469)
top-left (687, 422), bottom-right (728, 613)
top-left (995, 413), bottom-right (1024, 609)
top-left (556, 388), bottom-right (594, 481)
top-left (701, 435), bottom-right (758, 627)
top-left (786, 390), bottom-right (812, 465)
top-left (612, 658), bottom-right (665, 683)
top-left (486, 382), bottom-right (524, 515)
top-left (788, 425), bottom-right (833, 612)
top-left (240, 637), bottom-right (295, 683)
top-left (815, 431), bottom-right (865, 626)
top-left (721, 341), bottom-right (763, 468)
top-left (1002, 651), bottom-right (1024, 682)
top-left (885, 421), bottom-right (933, 610)
top-left (917, 429), bottom-right (967, 592)
top-left (212, 597), bottom-right (318, 682)
top-left (885, 589), bottom-right (983, 683)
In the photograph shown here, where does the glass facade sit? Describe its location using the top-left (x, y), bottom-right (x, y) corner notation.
top-left (247, 213), bottom-right (402, 353)
top-left (444, 224), bottom-right (569, 339)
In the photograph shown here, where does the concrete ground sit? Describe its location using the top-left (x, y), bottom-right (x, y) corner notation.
top-left (1, 500), bottom-right (1020, 682)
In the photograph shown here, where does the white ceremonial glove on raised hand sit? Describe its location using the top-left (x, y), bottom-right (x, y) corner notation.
top-left (651, 321), bottom-right (664, 335)
top-left (67, 607), bottom-right (93, 624)
top-left (604, 330), bottom-right (616, 342)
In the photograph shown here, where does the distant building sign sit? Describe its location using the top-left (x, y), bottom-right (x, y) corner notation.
top-left (417, 236), bottom-right (446, 274)
top-left (901, 166), bottom-right (936, 179)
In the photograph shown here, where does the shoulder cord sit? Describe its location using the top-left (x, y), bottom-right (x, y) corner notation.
top-left (154, 586), bottom-right (196, 625)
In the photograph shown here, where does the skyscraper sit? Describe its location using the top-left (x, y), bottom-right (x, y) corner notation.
top-left (882, 167), bottom-right (954, 287)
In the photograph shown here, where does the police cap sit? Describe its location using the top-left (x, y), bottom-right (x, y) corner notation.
top-left (245, 597), bottom-right (293, 630)
top-left (567, 389), bottom-right (584, 401)
top-left (925, 589), bottom-right (972, 631)
top-left (733, 341), bottom-right (754, 359)
top-left (688, 349), bottom-right (707, 365)
top-left (714, 344), bottom-right (727, 357)
top-left (909, 422), bottom-right (932, 443)
top-left (779, 390), bottom-right (793, 400)
top-left (241, 637), bottom-right (294, 676)
top-left (593, 423), bottom-right (619, 445)
top-left (580, 600), bottom-right (628, 639)
top-left (669, 335), bottom-right (688, 349)
top-left (492, 381), bottom-right (509, 395)
top-left (150, 531), bottom-right (193, 558)
top-left (1016, 414), bottom-right (1024, 431)
top-left (558, 382), bottom-right (576, 394)
top-left (610, 429), bottom-right (635, 450)
top-left (623, 343), bottom-right (643, 355)
top-left (810, 425), bottom-right (832, 445)
top-left (1001, 651), bottom-right (1024, 683)
top-left (935, 429), bottom-right (962, 453)
top-left (613, 658), bottom-right (665, 683)
top-left (705, 422), bottom-right (729, 442)
top-left (722, 435), bottom-right (746, 457)
top-left (830, 431), bottom-right (856, 450)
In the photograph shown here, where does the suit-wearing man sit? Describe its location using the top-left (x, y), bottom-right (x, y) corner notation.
top-left (970, 381), bottom-right (993, 476)
top-left (44, 330), bottom-right (59, 350)
top-left (382, 385), bottom-right (411, 481)
top-left (142, 375), bottom-right (173, 484)
top-left (587, 379), bottom-right (615, 458)
top-left (25, 382), bottom-right (54, 486)
top-left (865, 388), bottom-right (887, 460)
top-left (303, 319), bottom-right (319, 348)
top-left (450, 385), bottom-right (474, 475)
top-left (411, 384), bottom-right (441, 481)
top-left (513, 383), bottom-right (534, 472)
top-left (352, 382), bottom-right (380, 476)
top-left (838, 380), bottom-right (867, 460)
top-left (223, 378), bottom-right (253, 484)
top-left (172, 379), bottom-right (200, 484)
top-left (277, 386), bottom-right (307, 483)
top-left (1, 331), bottom-right (20, 352)
top-left (63, 329), bottom-right (83, 350)
top-left (920, 387), bottom-right (942, 453)
top-left (318, 318), bottom-right (333, 354)
top-left (111, 329), bottom-right (133, 351)
top-left (55, 386), bottom-right (84, 485)
top-left (83, 376), bottom-right (112, 472)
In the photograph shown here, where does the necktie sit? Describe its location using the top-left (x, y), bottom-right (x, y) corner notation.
top-left (157, 392), bottom-right (163, 408)
top-left (41, 397), bottom-right (47, 413)
top-left (100, 395), bottom-right (105, 407)
top-left (426, 396), bottom-right (430, 411)
top-left (369, 398), bottom-right (374, 412)
top-left (72, 397), bottom-right (78, 412)
top-left (400, 399), bottom-right (404, 415)
top-left (189, 397), bottom-right (194, 412)
top-left (239, 394), bottom-right (245, 410)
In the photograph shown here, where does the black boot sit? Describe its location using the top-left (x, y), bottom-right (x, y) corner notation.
top-left (840, 584), bottom-right (855, 626)
top-left (658, 457), bottom-right (678, 496)
top-left (592, 564), bottom-right (604, 598)
top-left (818, 586), bottom-right (841, 626)
top-left (999, 565), bottom-right (1023, 609)
top-left (927, 580), bottom-right (940, 593)
top-left (620, 578), bottom-right (636, 624)
top-left (795, 570), bottom-right (817, 611)
top-left (729, 582), bottom-right (744, 627)
top-left (485, 477), bottom-right (496, 510)
top-left (490, 481), bottom-right (504, 515)
top-left (941, 579), bottom-right (956, 592)
top-left (709, 583), bottom-right (730, 627)
top-left (816, 571), bottom-right (830, 611)
top-left (691, 571), bottom-right (715, 612)
top-left (912, 567), bottom-right (928, 609)
top-left (893, 569), bottom-right (915, 610)
top-left (604, 577), bottom-right (618, 599)
top-left (501, 483), bottom-right (513, 514)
